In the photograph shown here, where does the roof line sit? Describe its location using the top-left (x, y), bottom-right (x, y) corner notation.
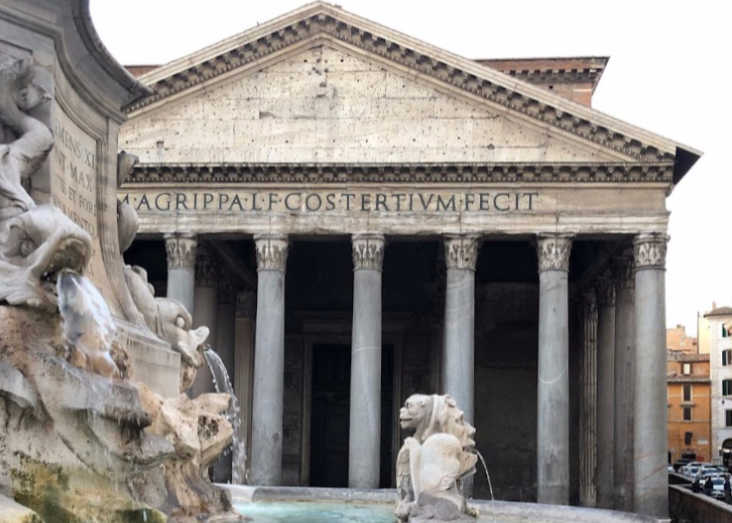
top-left (130, 1), bottom-right (702, 177)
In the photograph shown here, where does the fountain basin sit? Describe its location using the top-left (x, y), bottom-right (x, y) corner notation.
top-left (224, 485), bottom-right (668, 523)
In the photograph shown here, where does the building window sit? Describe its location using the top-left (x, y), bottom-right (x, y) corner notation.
top-left (683, 383), bottom-right (691, 402)
top-left (726, 410), bottom-right (732, 427)
top-left (724, 379), bottom-right (732, 396)
top-left (685, 432), bottom-right (693, 445)
top-left (683, 407), bottom-right (692, 421)
top-left (682, 363), bottom-right (692, 375)
top-left (724, 350), bottom-right (732, 366)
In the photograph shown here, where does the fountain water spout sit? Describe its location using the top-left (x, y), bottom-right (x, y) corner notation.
top-left (203, 347), bottom-right (247, 484)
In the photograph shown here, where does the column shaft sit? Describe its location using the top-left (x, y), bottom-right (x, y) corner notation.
top-left (613, 254), bottom-right (635, 511)
top-left (595, 272), bottom-right (616, 508)
top-left (250, 235), bottom-right (288, 486)
top-left (442, 235), bottom-right (479, 424)
top-left (190, 244), bottom-right (218, 398)
top-left (348, 234), bottom-right (384, 488)
top-left (633, 234), bottom-right (669, 517)
top-left (212, 276), bottom-right (236, 483)
top-left (579, 291), bottom-right (598, 507)
top-left (536, 235), bottom-right (572, 505)
top-left (234, 291), bottom-right (256, 484)
top-left (164, 234), bottom-right (196, 315)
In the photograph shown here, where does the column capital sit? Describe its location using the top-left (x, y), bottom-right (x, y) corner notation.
top-left (164, 233), bottom-right (197, 270)
top-left (444, 234), bottom-right (480, 271)
top-left (236, 290), bottom-right (256, 317)
top-left (536, 234), bottom-right (572, 273)
top-left (595, 269), bottom-right (616, 307)
top-left (352, 233), bottom-right (385, 271)
top-left (195, 243), bottom-right (218, 287)
top-left (612, 250), bottom-right (635, 290)
top-left (633, 233), bottom-right (668, 271)
top-left (218, 273), bottom-right (235, 304)
top-left (583, 287), bottom-right (598, 315)
top-left (254, 234), bottom-right (288, 272)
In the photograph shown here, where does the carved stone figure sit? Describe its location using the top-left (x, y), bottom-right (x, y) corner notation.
top-left (396, 394), bottom-right (478, 521)
top-left (124, 264), bottom-right (209, 391)
top-left (0, 60), bottom-right (92, 310)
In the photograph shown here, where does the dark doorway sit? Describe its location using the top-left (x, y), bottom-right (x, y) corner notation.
top-left (309, 343), bottom-right (396, 487)
top-left (310, 344), bottom-right (350, 487)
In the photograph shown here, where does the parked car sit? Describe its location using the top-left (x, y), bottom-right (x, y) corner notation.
top-left (709, 475), bottom-right (726, 500)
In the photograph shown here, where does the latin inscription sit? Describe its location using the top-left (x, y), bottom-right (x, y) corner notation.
top-left (50, 108), bottom-right (101, 279)
top-left (120, 190), bottom-right (540, 214)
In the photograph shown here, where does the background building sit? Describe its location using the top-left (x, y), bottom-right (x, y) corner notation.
top-left (115, 3), bottom-right (700, 515)
top-left (666, 325), bottom-right (710, 464)
top-left (703, 306), bottom-right (732, 466)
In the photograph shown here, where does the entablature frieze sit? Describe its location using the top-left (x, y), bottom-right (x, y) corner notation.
top-left (121, 162), bottom-right (674, 186)
top-left (124, 10), bottom-right (677, 164)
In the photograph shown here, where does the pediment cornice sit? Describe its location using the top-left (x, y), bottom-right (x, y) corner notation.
top-left (124, 2), bottom-right (700, 177)
top-left (121, 161), bottom-right (674, 186)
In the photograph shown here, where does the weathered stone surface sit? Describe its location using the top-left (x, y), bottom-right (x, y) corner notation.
top-left (395, 394), bottom-right (477, 522)
top-left (0, 494), bottom-right (43, 523)
top-left (122, 45), bottom-right (618, 165)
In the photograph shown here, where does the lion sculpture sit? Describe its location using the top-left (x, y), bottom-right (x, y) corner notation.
top-left (396, 393), bottom-right (478, 521)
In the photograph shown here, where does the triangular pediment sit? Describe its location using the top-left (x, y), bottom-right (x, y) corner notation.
top-left (122, 1), bottom-right (700, 178)
top-left (121, 43), bottom-right (629, 164)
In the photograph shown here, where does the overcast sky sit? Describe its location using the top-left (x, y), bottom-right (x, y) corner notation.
top-left (91, 1), bottom-right (728, 335)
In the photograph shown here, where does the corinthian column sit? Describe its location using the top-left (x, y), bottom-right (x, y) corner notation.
top-left (442, 235), bottom-right (479, 425)
top-left (348, 233), bottom-right (384, 488)
top-left (536, 234), bottom-right (572, 505)
top-left (613, 252), bottom-right (635, 512)
top-left (190, 244), bottom-right (218, 398)
top-left (164, 233), bottom-right (196, 315)
top-left (632, 233), bottom-right (669, 517)
top-left (595, 270), bottom-right (616, 508)
top-left (579, 290), bottom-right (598, 507)
top-left (250, 234), bottom-right (288, 486)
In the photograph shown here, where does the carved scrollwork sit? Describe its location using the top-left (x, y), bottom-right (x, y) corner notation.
top-left (536, 234), bottom-right (572, 272)
top-left (195, 244), bottom-right (218, 287)
top-left (444, 234), bottom-right (479, 271)
top-left (254, 234), bottom-right (288, 272)
top-left (633, 233), bottom-right (668, 271)
top-left (164, 233), bottom-right (197, 270)
top-left (613, 252), bottom-right (635, 291)
top-left (124, 162), bottom-right (675, 186)
top-left (352, 233), bottom-right (384, 271)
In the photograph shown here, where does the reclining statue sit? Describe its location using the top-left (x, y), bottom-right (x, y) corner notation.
top-left (396, 393), bottom-right (478, 521)
top-left (124, 262), bottom-right (209, 391)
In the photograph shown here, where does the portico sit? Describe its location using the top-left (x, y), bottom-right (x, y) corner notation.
top-left (116, 2), bottom-right (699, 517)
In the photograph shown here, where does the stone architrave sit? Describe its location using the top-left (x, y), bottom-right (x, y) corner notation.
top-left (595, 270), bottom-right (616, 508)
top-left (536, 234), bottom-right (572, 505)
top-left (442, 235), bottom-right (479, 426)
top-left (613, 252), bottom-right (635, 512)
top-left (250, 234), bottom-right (288, 486)
top-left (632, 233), bottom-right (669, 517)
top-left (349, 233), bottom-right (385, 488)
top-left (164, 234), bottom-right (197, 315)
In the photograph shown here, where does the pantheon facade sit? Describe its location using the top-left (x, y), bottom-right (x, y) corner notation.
top-left (117, 2), bottom-right (700, 517)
